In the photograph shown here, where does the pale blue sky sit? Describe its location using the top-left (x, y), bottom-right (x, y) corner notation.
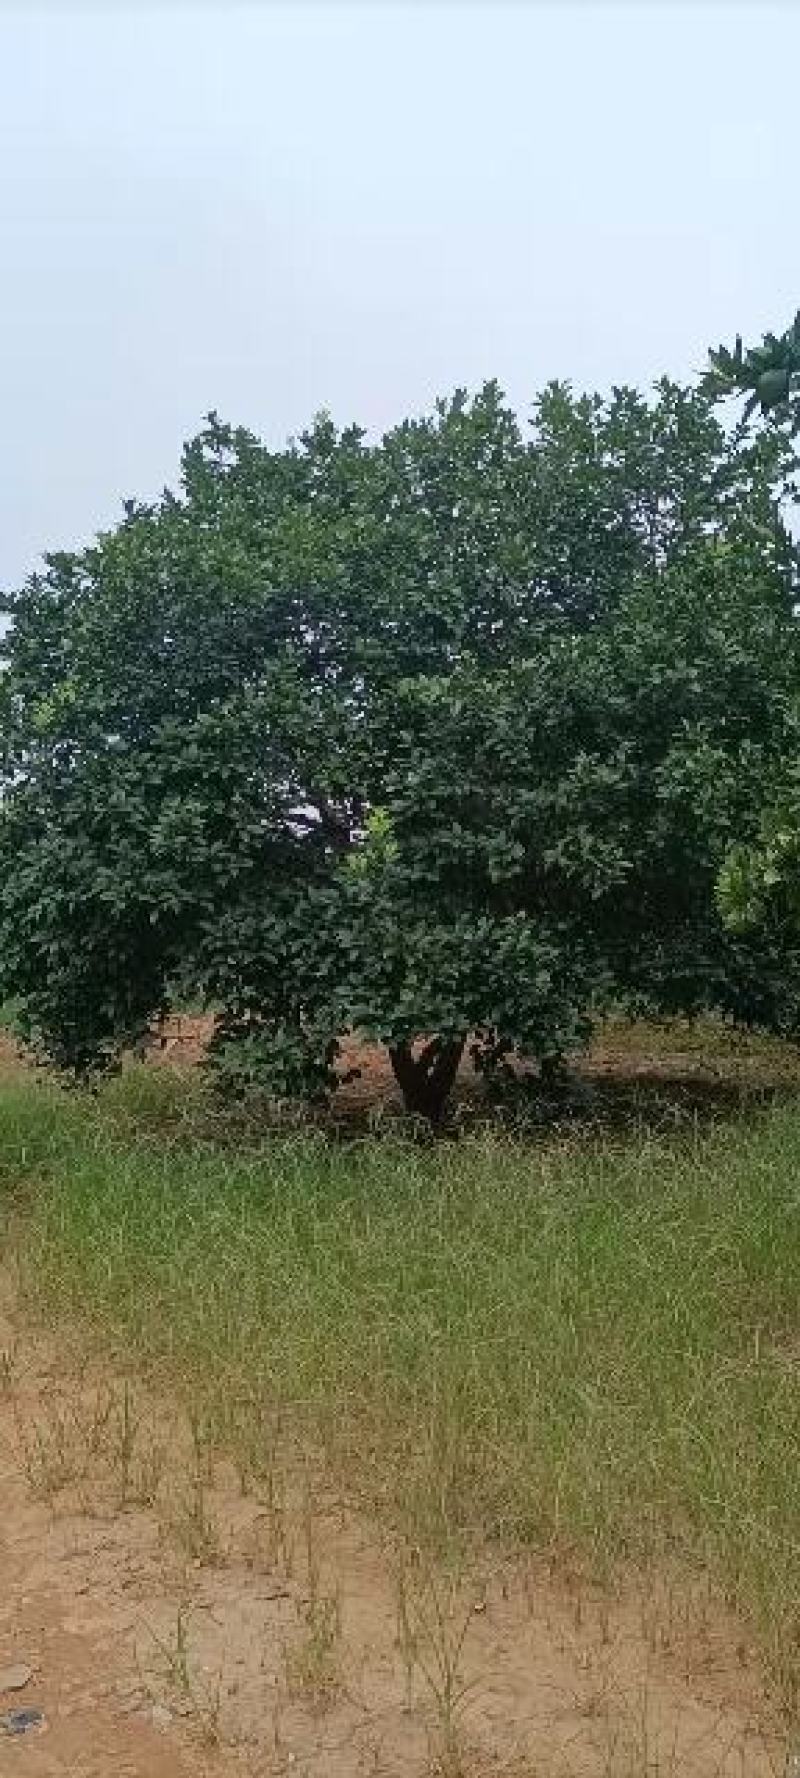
top-left (1, 1), bottom-right (798, 587)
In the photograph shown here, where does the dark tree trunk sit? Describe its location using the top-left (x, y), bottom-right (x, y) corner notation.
top-left (389, 1035), bottom-right (466, 1125)
top-left (539, 1052), bottom-right (568, 1091)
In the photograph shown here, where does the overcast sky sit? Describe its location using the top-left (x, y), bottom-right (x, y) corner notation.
top-left (1, 0), bottom-right (798, 588)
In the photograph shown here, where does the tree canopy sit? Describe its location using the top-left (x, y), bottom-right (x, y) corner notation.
top-left (704, 311), bottom-right (800, 434)
top-left (704, 313), bottom-right (800, 944)
top-left (2, 375), bottom-right (799, 1121)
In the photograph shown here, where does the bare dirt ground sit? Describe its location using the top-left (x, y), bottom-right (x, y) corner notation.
top-left (0, 1281), bottom-right (788, 1778)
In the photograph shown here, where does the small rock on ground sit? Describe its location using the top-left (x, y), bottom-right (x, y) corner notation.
top-left (0, 1663), bottom-right (33, 1693)
top-left (1, 1706), bottom-right (45, 1736)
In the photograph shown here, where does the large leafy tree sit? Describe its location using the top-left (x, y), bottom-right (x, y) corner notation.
top-left (2, 378), bottom-right (798, 1121)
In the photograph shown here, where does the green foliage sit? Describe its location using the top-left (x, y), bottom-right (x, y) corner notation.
top-left (704, 311), bottom-right (800, 432)
top-left (718, 733), bottom-right (800, 934)
top-left (704, 313), bottom-right (800, 945)
top-left (2, 379), bottom-right (798, 1118)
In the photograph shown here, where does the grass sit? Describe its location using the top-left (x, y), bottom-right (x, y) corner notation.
top-left (1, 1043), bottom-right (800, 1714)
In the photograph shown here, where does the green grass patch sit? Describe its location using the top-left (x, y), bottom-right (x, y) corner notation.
top-left (2, 1061), bottom-right (800, 1705)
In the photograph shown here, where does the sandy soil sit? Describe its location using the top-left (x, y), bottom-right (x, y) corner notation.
top-left (0, 1281), bottom-right (787, 1778)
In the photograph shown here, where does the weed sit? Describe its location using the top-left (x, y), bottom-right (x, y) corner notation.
top-left (282, 1498), bottom-right (342, 1705)
top-left (394, 1560), bottom-right (478, 1776)
top-left (163, 1471), bottom-right (221, 1565)
top-left (115, 1380), bottom-right (137, 1506)
top-left (284, 1586), bottom-right (342, 1706)
top-left (145, 1605), bottom-right (193, 1697)
top-left (193, 1665), bottom-right (224, 1748)
top-left (14, 1399), bottom-right (82, 1500)
top-left (132, 1435), bottom-right (166, 1508)
top-left (139, 1606), bottom-right (225, 1747)
top-left (0, 1341), bottom-right (17, 1393)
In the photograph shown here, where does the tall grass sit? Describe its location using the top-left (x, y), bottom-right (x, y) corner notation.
top-left (2, 1063), bottom-right (800, 1703)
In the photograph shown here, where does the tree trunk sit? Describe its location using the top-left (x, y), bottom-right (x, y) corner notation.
top-left (539, 1052), bottom-right (568, 1091)
top-left (389, 1035), bottom-right (466, 1125)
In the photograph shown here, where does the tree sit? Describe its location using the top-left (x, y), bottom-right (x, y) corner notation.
top-left (704, 312), bottom-right (800, 433)
top-left (704, 314), bottom-right (800, 942)
top-left (2, 379), bottom-right (798, 1122)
